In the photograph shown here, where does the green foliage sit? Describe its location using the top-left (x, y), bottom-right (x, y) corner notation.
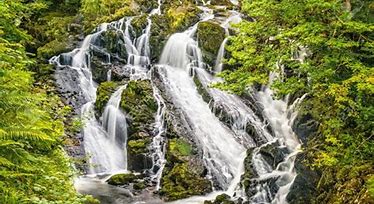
top-left (0, 0), bottom-right (95, 203)
top-left (221, 0), bottom-right (374, 202)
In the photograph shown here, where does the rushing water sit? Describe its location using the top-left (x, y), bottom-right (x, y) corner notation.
top-left (158, 11), bottom-right (247, 196)
top-left (51, 1), bottom-right (307, 203)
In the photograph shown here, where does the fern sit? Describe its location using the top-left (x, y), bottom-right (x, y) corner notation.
top-left (0, 129), bottom-right (55, 143)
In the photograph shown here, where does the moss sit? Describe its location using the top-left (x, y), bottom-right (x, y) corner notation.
top-left (120, 80), bottom-right (156, 171)
top-left (128, 138), bottom-right (151, 154)
top-left (204, 194), bottom-right (234, 204)
top-left (120, 80), bottom-right (157, 129)
top-left (197, 21), bottom-right (226, 66)
top-left (160, 163), bottom-right (212, 201)
top-left (133, 180), bottom-right (146, 190)
top-left (169, 138), bottom-right (193, 157)
top-left (107, 173), bottom-right (138, 186)
top-left (210, 0), bottom-right (235, 8)
top-left (94, 81), bottom-right (118, 115)
top-left (37, 39), bottom-right (70, 60)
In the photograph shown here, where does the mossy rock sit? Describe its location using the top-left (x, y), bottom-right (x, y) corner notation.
top-left (106, 173), bottom-right (138, 186)
top-left (241, 148), bottom-right (257, 192)
top-left (94, 81), bottom-right (118, 115)
top-left (210, 0), bottom-right (235, 8)
top-left (102, 29), bottom-right (128, 59)
top-left (120, 80), bottom-right (157, 171)
top-left (160, 163), bottom-right (212, 201)
top-left (149, 0), bottom-right (200, 61)
top-left (197, 21), bottom-right (226, 67)
top-left (204, 193), bottom-right (234, 204)
top-left (133, 180), bottom-right (146, 190)
top-left (169, 138), bottom-right (193, 157)
top-left (120, 80), bottom-right (157, 130)
top-left (37, 39), bottom-right (71, 60)
top-left (128, 138), bottom-right (151, 154)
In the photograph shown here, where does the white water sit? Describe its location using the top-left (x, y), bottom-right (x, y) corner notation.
top-left (246, 74), bottom-right (304, 203)
top-left (158, 15), bottom-right (247, 197)
top-left (149, 86), bottom-right (167, 190)
top-left (101, 85), bottom-right (128, 171)
top-left (214, 38), bottom-right (228, 73)
top-left (214, 11), bottom-right (242, 73)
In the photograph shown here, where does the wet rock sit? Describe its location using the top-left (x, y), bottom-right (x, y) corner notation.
top-left (91, 56), bottom-right (111, 83)
top-left (241, 148), bottom-right (257, 191)
top-left (286, 153), bottom-right (319, 204)
top-left (55, 65), bottom-right (88, 111)
top-left (197, 21), bottom-right (226, 67)
top-left (210, 0), bottom-right (235, 9)
top-left (160, 162), bottom-right (212, 201)
top-left (102, 28), bottom-right (128, 59)
top-left (204, 193), bottom-right (236, 204)
top-left (258, 141), bottom-right (288, 169)
top-left (132, 14), bottom-right (149, 38)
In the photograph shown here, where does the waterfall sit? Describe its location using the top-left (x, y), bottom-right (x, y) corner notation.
top-left (51, 2), bottom-right (308, 203)
top-left (50, 24), bottom-right (130, 174)
top-left (158, 12), bottom-right (246, 193)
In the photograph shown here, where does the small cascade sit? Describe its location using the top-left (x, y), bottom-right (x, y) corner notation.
top-left (214, 11), bottom-right (242, 73)
top-left (149, 86), bottom-right (167, 190)
top-left (151, 0), bottom-right (163, 15)
top-left (213, 38), bottom-right (227, 73)
top-left (101, 85), bottom-right (128, 171)
top-left (246, 75), bottom-right (304, 203)
top-left (194, 68), bottom-right (273, 146)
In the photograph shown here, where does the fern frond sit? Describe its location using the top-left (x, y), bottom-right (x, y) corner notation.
top-left (0, 129), bottom-right (55, 143)
top-left (0, 156), bottom-right (14, 167)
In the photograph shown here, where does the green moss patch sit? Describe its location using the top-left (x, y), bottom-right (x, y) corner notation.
top-left (94, 81), bottom-right (118, 115)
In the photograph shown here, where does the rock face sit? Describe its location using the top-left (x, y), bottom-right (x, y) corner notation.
top-left (197, 21), bottom-right (226, 67)
top-left (120, 80), bottom-right (157, 172)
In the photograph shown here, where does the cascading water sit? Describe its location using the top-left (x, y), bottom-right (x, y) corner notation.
top-left (149, 86), bottom-right (167, 190)
top-left (245, 73), bottom-right (305, 203)
top-left (51, 24), bottom-right (131, 174)
top-left (50, 0), bottom-right (309, 202)
top-left (158, 12), bottom-right (247, 198)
